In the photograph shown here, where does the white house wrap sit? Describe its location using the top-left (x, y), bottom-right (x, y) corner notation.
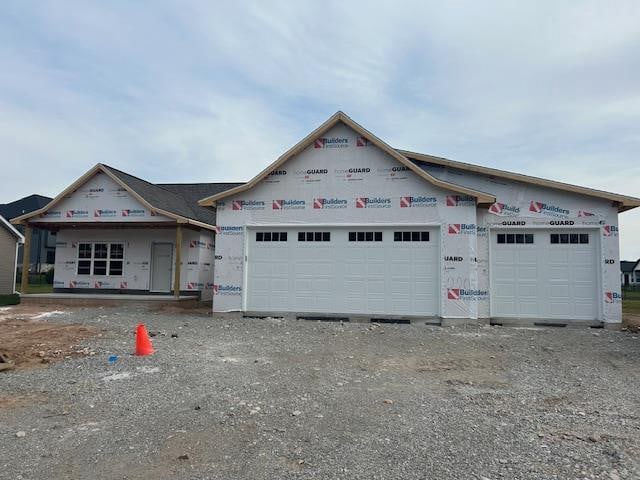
top-left (203, 112), bottom-right (638, 326)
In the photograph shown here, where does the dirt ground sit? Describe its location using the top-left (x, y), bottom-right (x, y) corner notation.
top-left (1, 304), bottom-right (639, 480)
top-left (0, 306), bottom-right (98, 369)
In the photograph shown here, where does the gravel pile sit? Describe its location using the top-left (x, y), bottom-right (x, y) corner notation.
top-left (1, 305), bottom-right (639, 479)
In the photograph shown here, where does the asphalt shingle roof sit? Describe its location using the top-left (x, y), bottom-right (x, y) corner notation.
top-left (0, 194), bottom-right (52, 220)
top-left (621, 260), bottom-right (639, 273)
top-left (102, 165), bottom-right (241, 226)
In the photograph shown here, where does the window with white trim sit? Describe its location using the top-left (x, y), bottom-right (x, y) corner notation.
top-left (77, 242), bottom-right (125, 276)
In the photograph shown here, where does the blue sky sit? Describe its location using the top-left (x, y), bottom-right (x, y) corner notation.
top-left (1, 1), bottom-right (639, 258)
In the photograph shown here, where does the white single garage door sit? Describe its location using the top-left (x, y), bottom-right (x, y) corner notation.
top-left (490, 230), bottom-right (598, 320)
top-left (246, 227), bottom-right (439, 316)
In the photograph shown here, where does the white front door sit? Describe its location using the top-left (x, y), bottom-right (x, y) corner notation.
top-left (490, 230), bottom-right (598, 320)
top-left (245, 227), bottom-right (439, 316)
top-left (151, 243), bottom-right (173, 292)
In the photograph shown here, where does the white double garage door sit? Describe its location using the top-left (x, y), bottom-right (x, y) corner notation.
top-left (245, 226), bottom-right (600, 320)
top-left (246, 227), bottom-right (439, 316)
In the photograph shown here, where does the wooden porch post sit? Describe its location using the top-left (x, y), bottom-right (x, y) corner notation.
top-left (174, 225), bottom-right (182, 298)
top-left (20, 224), bottom-right (32, 294)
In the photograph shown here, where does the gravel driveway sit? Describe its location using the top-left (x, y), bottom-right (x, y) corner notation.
top-left (1, 305), bottom-right (639, 480)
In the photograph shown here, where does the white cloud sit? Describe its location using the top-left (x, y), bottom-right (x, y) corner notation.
top-left (0, 0), bottom-right (638, 258)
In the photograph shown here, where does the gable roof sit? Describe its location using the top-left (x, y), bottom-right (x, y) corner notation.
top-left (0, 194), bottom-right (52, 220)
top-left (0, 214), bottom-right (24, 242)
top-left (11, 164), bottom-right (239, 230)
top-left (402, 150), bottom-right (640, 212)
top-left (621, 260), bottom-right (640, 273)
top-left (197, 111), bottom-right (496, 206)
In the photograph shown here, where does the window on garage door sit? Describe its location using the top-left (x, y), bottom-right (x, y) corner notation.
top-left (550, 233), bottom-right (589, 244)
top-left (496, 233), bottom-right (534, 244)
top-left (256, 232), bottom-right (288, 242)
top-left (348, 231), bottom-right (382, 242)
top-left (394, 231), bottom-right (429, 242)
top-left (298, 231), bottom-right (331, 242)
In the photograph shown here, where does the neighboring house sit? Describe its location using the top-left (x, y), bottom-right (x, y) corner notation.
top-left (12, 165), bottom-right (240, 299)
top-left (0, 194), bottom-right (55, 273)
top-left (199, 111), bottom-right (640, 327)
top-left (0, 215), bottom-right (24, 295)
top-left (621, 260), bottom-right (640, 286)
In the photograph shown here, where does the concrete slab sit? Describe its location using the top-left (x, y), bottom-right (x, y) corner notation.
top-left (20, 293), bottom-right (203, 309)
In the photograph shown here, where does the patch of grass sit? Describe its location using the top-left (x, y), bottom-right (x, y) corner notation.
top-left (623, 289), bottom-right (640, 315)
top-left (14, 283), bottom-right (54, 294)
top-left (623, 299), bottom-right (640, 315)
top-left (0, 294), bottom-right (20, 306)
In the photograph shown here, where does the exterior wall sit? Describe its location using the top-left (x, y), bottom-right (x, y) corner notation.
top-left (0, 227), bottom-right (19, 294)
top-left (53, 228), bottom-right (215, 299)
top-left (213, 123), bottom-right (480, 318)
top-left (419, 163), bottom-right (621, 323)
top-left (30, 171), bottom-right (173, 224)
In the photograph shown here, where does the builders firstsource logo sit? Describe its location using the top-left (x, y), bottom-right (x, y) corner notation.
top-left (214, 226), bottom-right (243, 235)
top-left (578, 210), bottom-right (595, 217)
top-left (356, 197), bottom-right (392, 209)
top-left (447, 288), bottom-right (488, 300)
top-left (529, 201), bottom-right (570, 217)
top-left (187, 282), bottom-right (204, 290)
top-left (446, 195), bottom-right (475, 207)
top-left (400, 196), bottom-right (437, 208)
top-left (447, 224), bottom-right (476, 235)
top-left (272, 199), bottom-right (306, 210)
top-left (121, 209), bottom-right (145, 217)
top-left (94, 209), bottom-right (117, 218)
top-left (65, 209), bottom-right (89, 218)
top-left (213, 284), bottom-right (242, 296)
top-left (603, 225), bottom-right (619, 237)
top-left (190, 240), bottom-right (207, 248)
top-left (232, 200), bottom-right (265, 211)
top-left (314, 137), bottom-right (349, 149)
top-left (313, 198), bottom-right (348, 209)
top-left (604, 291), bottom-right (622, 304)
top-left (488, 202), bottom-right (520, 215)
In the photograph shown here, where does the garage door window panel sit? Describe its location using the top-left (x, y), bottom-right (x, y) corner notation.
top-left (394, 231), bottom-right (429, 242)
top-left (298, 231), bottom-right (330, 242)
top-left (256, 232), bottom-right (287, 242)
top-left (349, 231), bottom-right (383, 242)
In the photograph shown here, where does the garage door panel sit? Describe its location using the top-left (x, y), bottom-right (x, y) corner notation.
top-left (491, 230), bottom-right (597, 320)
top-left (549, 302), bottom-right (570, 316)
top-left (247, 227), bottom-right (438, 316)
top-left (516, 250), bottom-right (538, 264)
top-left (549, 284), bottom-right (570, 298)
top-left (519, 301), bottom-right (539, 316)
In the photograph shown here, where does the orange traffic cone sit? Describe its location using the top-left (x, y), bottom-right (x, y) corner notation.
top-left (135, 323), bottom-right (154, 356)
